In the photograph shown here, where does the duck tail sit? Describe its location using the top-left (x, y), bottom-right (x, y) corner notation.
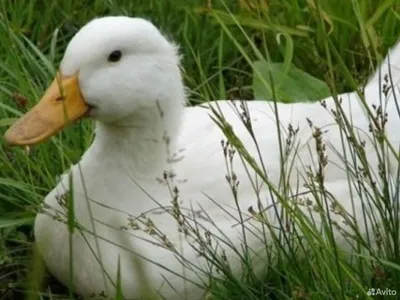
top-left (367, 40), bottom-right (400, 88)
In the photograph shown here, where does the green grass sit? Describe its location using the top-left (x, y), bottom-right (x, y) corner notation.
top-left (0, 0), bottom-right (399, 299)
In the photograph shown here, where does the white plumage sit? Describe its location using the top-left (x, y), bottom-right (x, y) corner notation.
top-left (11, 16), bottom-right (398, 299)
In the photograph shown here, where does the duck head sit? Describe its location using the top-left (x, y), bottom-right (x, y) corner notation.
top-left (5, 16), bottom-right (185, 146)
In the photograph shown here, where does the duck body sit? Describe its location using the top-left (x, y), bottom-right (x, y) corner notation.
top-left (35, 92), bottom-right (399, 298)
top-left (4, 16), bottom-right (399, 300)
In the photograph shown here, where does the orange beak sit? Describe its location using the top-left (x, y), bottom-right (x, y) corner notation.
top-left (4, 72), bottom-right (89, 146)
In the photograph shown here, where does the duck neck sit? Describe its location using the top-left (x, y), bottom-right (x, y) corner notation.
top-left (85, 104), bottom-right (183, 177)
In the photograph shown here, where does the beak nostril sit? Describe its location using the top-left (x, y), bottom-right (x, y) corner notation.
top-left (56, 95), bottom-right (65, 102)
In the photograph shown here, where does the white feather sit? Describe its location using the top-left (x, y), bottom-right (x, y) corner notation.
top-left (34, 16), bottom-right (400, 299)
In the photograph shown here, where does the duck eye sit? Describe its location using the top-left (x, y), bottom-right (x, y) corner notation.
top-left (108, 50), bottom-right (122, 62)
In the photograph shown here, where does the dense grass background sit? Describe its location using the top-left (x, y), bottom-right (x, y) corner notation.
top-left (0, 0), bottom-right (399, 299)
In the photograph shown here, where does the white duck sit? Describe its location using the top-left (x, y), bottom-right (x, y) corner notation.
top-left (4, 16), bottom-right (400, 299)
